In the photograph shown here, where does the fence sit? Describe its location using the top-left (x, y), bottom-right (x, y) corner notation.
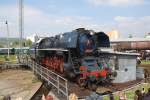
top-left (20, 55), bottom-right (69, 100)
top-left (0, 60), bottom-right (25, 70)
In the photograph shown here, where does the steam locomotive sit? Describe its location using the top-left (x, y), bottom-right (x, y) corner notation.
top-left (30, 28), bottom-right (115, 90)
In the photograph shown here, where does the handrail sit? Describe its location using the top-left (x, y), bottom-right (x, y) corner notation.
top-left (68, 50), bottom-right (79, 74)
top-left (19, 55), bottom-right (69, 100)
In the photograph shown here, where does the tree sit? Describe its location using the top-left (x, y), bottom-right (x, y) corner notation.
top-left (12, 41), bottom-right (19, 47)
top-left (26, 39), bottom-right (32, 47)
top-left (11, 48), bottom-right (15, 55)
top-left (0, 44), bottom-right (4, 48)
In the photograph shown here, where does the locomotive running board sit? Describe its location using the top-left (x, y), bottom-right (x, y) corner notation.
top-left (30, 48), bottom-right (68, 52)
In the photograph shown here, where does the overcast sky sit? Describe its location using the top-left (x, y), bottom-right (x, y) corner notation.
top-left (0, 0), bottom-right (150, 38)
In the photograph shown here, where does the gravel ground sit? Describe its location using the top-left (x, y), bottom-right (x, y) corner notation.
top-left (0, 69), bottom-right (42, 100)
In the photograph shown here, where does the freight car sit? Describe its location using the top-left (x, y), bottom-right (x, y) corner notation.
top-left (30, 28), bottom-right (116, 90)
top-left (0, 47), bottom-right (29, 54)
top-left (115, 42), bottom-right (150, 50)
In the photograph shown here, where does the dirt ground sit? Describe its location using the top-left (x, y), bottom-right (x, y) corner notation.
top-left (0, 64), bottom-right (148, 100)
top-left (140, 64), bottom-right (150, 69)
top-left (0, 69), bottom-right (42, 100)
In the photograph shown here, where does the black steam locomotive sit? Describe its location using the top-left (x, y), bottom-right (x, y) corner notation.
top-left (30, 28), bottom-right (115, 90)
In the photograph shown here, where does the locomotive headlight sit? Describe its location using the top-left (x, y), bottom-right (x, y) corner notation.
top-left (60, 34), bottom-right (63, 38)
top-left (89, 30), bottom-right (94, 35)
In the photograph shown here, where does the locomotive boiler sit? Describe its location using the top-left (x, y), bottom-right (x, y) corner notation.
top-left (30, 28), bottom-right (115, 90)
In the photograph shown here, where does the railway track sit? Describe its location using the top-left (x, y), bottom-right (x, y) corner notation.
top-left (30, 81), bottom-right (113, 100)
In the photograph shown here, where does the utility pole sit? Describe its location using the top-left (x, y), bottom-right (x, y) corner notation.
top-left (5, 20), bottom-right (10, 58)
top-left (19, 0), bottom-right (24, 53)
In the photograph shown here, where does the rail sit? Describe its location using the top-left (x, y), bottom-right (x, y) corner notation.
top-left (19, 55), bottom-right (69, 100)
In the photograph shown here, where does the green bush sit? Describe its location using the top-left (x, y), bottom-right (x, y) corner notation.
top-left (4, 55), bottom-right (9, 61)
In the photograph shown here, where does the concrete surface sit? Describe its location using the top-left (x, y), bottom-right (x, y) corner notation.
top-left (0, 69), bottom-right (42, 100)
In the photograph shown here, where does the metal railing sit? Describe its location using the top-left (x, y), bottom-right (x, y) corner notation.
top-left (20, 55), bottom-right (69, 100)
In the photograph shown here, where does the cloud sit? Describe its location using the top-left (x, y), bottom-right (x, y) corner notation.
top-left (113, 16), bottom-right (150, 37)
top-left (23, 6), bottom-right (95, 36)
top-left (87, 0), bottom-right (145, 6)
top-left (22, 6), bottom-right (111, 37)
top-left (0, 4), bottom-right (149, 38)
top-left (114, 16), bottom-right (135, 22)
top-left (0, 4), bottom-right (94, 37)
top-left (0, 5), bottom-right (18, 37)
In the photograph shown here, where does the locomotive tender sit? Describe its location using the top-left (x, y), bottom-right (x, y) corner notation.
top-left (30, 28), bottom-right (115, 89)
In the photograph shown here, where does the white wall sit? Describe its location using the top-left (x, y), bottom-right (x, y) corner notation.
top-left (113, 56), bottom-right (136, 83)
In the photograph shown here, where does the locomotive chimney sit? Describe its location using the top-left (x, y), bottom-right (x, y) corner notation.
top-left (75, 28), bottom-right (86, 33)
top-left (75, 28), bottom-right (91, 34)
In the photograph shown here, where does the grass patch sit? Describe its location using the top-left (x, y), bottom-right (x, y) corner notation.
top-left (0, 55), bottom-right (17, 62)
top-left (103, 95), bottom-right (119, 100)
top-left (125, 83), bottom-right (150, 100)
top-left (102, 83), bottom-right (150, 100)
top-left (32, 76), bottom-right (39, 83)
top-left (141, 60), bottom-right (150, 65)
